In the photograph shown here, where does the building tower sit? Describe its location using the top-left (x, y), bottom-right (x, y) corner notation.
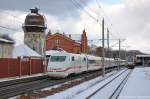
top-left (81, 29), bottom-right (88, 53)
top-left (23, 7), bottom-right (47, 55)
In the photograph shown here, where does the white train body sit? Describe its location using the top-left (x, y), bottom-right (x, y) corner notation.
top-left (47, 52), bottom-right (125, 78)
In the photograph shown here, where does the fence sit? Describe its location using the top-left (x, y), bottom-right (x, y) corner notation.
top-left (0, 57), bottom-right (45, 78)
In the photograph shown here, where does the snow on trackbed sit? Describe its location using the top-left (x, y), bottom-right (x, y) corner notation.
top-left (45, 67), bottom-right (150, 99)
top-left (118, 67), bottom-right (150, 99)
top-left (45, 70), bottom-right (125, 99)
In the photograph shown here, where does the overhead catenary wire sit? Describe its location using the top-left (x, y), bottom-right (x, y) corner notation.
top-left (0, 9), bottom-right (24, 32)
top-left (71, 0), bottom-right (125, 48)
top-left (74, 0), bottom-right (117, 40)
top-left (0, 25), bottom-right (18, 32)
top-left (78, 0), bottom-right (103, 20)
top-left (95, 0), bottom-right (121, 39)
top-left (0, 9), bottom-right (24, 24)
top-left (96, 0), bottom-right (111, 27)
top-left (71, 0), bottom-right (99, 23)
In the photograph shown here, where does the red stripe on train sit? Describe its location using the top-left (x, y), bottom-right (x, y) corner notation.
top-left (47, 67), bottom-right (72, 72)
top-left (47, 65), bottom-right (101, 72)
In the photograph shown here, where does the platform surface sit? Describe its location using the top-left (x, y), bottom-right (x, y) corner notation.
top-left (118, 67), bottom-right (150, 99)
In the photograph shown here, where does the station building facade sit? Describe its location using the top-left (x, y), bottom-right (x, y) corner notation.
top-left (46, 30), bottom-right (88, 54)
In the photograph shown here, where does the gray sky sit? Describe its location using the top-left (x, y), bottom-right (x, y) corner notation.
top-left (0, 0), bottom-right (150, 54)
top-left (0, 0), bottom-right (90, 18)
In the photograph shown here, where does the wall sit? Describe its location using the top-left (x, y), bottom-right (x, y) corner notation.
top-left (46, 33), bottom-right (82, 54)
top-left (0, 42), bottom-right (14, 58)
top-left (0, 57), bottom-right (45, 78)
top-left (24, 32), bottom-right (45, 55)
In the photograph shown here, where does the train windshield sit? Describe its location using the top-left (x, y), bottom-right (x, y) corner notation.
top-left (50, 56), bottom-right (66, 62)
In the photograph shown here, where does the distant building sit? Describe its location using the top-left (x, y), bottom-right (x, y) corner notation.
top-left (0, 35), bottom-right (15, 58)
top-left (135, 54), bottom-right (150, 66)
top-left (46, 30), bottom-right (88, 54)
top-left (23, 7), bottom-right (47, 55)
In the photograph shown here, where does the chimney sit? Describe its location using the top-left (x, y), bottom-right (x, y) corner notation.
top-left (48, 29), bottom-right (52, 35)
top-left (30, 7), bottom-right (39, 14)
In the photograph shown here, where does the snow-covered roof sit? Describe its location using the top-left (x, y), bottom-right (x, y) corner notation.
top-left (0, 38), bottom-right (15, 43)
top-left (12, 44), bottom-right (41, 58)
top-left (136, 54), bottom-right (150, 57)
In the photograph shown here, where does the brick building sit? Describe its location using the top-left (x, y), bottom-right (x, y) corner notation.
top-left (46, 30), bottom-right (88, 54)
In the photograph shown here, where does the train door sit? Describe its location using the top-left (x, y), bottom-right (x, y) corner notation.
top-left (78, 56), bottom-right (82, 73)
top-left (86, 56), bottom-right (89, 71)
top-left (83, 56), bottom-right (88, 72)
top-left (77, 56), bottom-right (81, 73)
top-left (71, 56), bottom-right (76, 74)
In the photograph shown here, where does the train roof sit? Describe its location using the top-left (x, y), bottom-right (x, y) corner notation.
top-left (49, 52), bottom-right (121, 61)
top-left (46, 50), bottom-right (66, 55)
top-left (136, 54), bottom-right (150, 58)
top-left (85, 54), bottom-right (102, 60)
top-left (49, 51), bottom-right (70, 56)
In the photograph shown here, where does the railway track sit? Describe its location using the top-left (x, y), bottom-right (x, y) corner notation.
top-left (109, 70), bottom-right (132, 99)
top-left (0, 75), bottom-right (50, 98)
top-left (0, 75), bottom-right (48, 88)
top-left (0, 68), bottom-right (116, 98)
top-left (84, 69), bottom-right (132, 99)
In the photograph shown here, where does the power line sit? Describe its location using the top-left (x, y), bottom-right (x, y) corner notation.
top-left (95, 0), bottom-right (110, 25)
top-left (71, 0), bottom-right (99, 23)
top-left (95, 0), bottom-right (121, 39)
top-left (0, 9), bottom-right (24, 24)
top-left (78, 0), bottom-right (103, 20)
top-left (0, 25), bottom-right (18, 32)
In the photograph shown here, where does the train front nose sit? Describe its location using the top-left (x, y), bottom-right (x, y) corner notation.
top-left (47, 66), bottom-right (68, 78)
top-left (47, 55), bottom-right (68, 78)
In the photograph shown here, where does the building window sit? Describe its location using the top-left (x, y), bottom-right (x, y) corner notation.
top-left (33, 34), bottom-right (35, 37)
top-left (55, 39), bottom-right (60, 45)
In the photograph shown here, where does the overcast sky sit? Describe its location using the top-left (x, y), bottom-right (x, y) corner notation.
top-left (0, 0), bottom-right (150, 54)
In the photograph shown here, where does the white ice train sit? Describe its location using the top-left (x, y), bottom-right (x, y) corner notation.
top-left (47, 51), bottom-right (126, 78)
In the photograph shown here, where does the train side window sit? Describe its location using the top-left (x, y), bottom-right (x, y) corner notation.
top-left (84, 57), bottom-right (86, 61)
top-left (72, 56), bottom-right (75, 61)
top-left (88, 60), bottom-right (96, 64)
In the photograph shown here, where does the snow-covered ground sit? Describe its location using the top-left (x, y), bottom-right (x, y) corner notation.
top-left (45, 69), bottom-right (127, 99)
top-left (46, 67), bottom-right (150, 99)
top-left (85, 70), bottom-right (130, 99)
top-left (118, 67), bottom-right (150, 99)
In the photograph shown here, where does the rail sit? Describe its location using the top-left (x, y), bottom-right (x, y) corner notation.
top-left (85, 69), bottom-right (131, 99)
top-left (0, 68), bottom-right (116, 98)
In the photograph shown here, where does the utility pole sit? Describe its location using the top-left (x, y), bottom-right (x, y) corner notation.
top-left (102, 18), bottom-right (105, 76)
top-left (118, 39), bottom-right (121, 70)
top-left (124, 48), bottom-right (127, 67)
top-left (107, 28), bottom-right (109, 56)
top-left (107, 28), bottom-right (110, 67)
top-left (44, 34), bottom-right (47, 74)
